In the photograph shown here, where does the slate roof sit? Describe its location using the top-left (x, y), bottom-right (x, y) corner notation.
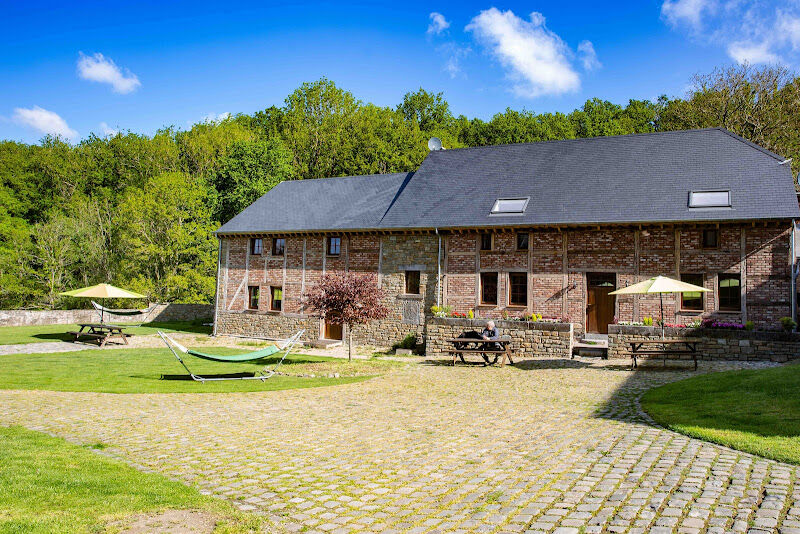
top-left (216, 128), bottom-right (799, 235)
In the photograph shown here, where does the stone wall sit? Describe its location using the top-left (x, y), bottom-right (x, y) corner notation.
top-left (426, 317), bottom-right (573, 358)
top-left (214, 311), bottom-right (319, 341)
top-left (608, 324), bottom-right (800, 362)
top-left (0, 303), bottom-right (213, 327)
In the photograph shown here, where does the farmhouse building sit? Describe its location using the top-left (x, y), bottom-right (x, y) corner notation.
top-left (213, 128), bottom-right (800, 347)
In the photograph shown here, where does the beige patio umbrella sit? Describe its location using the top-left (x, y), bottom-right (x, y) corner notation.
top-left (60, 283), bottom-right (147, 323)
top-left (610, 276), bottom-right (709, 337)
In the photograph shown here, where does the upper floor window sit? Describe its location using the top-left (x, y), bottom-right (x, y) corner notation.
top-left (480, 233), bottom-right (493, 251)
top-left (491, 198), bottom-right (529, 215)
top-left (516, 232), bottom-right (529, 251)
top-left (405, 270), bottom-right (420, 295)
top-left (250, 238), bottom-right (263, 255)
top-left (702, 229), bottom-right (719, 249)
top-left (689, 190), bottom-right (731, 208)
top-left (327, 236), bottom-right (341, 256)
top-left (272, 237), bottom-right (285, 256)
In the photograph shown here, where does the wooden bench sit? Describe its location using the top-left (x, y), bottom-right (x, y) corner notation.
top-left (630, 340), bottom-right (699, 370)
top-left (446, 336), bottom-right (513, 367)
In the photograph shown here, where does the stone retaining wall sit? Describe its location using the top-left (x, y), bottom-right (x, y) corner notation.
top-left (608, 324), bottom-right (800, 362)
top-left (214, 311), bottom-right (319, 342)
top-left (0, 304), bottom-right (213, 327)
top-left (426, 317), bottom-right (573, 358)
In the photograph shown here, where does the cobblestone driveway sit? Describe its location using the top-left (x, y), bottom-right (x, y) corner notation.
top-left (2, 358), bottom-right (799, 533)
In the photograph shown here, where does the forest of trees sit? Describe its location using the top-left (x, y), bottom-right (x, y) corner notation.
top-left (1, 63), bottom-right (799, 309)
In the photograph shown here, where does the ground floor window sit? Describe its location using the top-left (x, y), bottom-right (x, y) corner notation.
top-left (680, 274), bottom-right (704, 311)
top-left (270, 286), bottom-right (283, 311)
top-left (508, 272), bottom-right (528, 306)
top-left (248, 286), bottom-right (260, 310)
top-left (718, 274), bottom-right (741, 311)
top-left (480, 272), bottom-right (498, 305)
top-left (327, 236), bottom-right (341, 256)
top-left (405, 270), bottom-right (420, 295)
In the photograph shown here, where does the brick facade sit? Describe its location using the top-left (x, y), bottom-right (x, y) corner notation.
top-left (214, 223), bottom-right (793, 347)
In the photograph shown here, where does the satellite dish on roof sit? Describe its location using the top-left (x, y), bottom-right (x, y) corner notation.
top-left (427, 137), bottom-right (443, 151)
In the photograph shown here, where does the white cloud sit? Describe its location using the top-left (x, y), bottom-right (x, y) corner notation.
top-left (438, 43), bottom-right (471, 78)
top-left (201, 112), bottom-right (231, 123)
top-left (77, 52), bottom-right (141, 94)
top-left (427, 12), bottom-right (450, 35)
top-left (727, 41), bottom-right (780, 64)
top-left (577, 40), bottom-right (601, 71)
top-left (13, 106), bottom-right (77, 140)
top-left (99, 122), bottom-right (118, 136)
top-left (661, 0), bottom-right (714, 29)
top-left (662, 1), bottom-right (800, 64)
top-left (465, 8), bottom-right (581, 98)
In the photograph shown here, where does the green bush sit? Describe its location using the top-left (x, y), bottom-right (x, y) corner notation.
top-left (745, 321), bottom-right (755, 331)
top-left (779, 317), bottom-right (797, 332)
top-left (392, 333), bottom-right (417, 350)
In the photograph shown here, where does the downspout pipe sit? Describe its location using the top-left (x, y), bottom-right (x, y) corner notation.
top-left (212, 236), bottom-right (222, 337)
top-left (793, 220), bottom-right (798, 331)
top-left (435, 228), bottom-right (441, 308)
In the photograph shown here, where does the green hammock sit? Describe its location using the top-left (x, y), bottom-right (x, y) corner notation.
top-left (157, 330), bottom-right (304, 382)
top-left (186, 345), bottom-right (278, 362)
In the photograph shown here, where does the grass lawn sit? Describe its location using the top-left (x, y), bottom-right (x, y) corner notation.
top-left (0, 321), bottom-right (211, 345)
top-left (0, 346), bottom-right (396, 393)
top-left (0, 425), bottom-right (261, 533)
top-left (641, 362), bottom-right (800, 465)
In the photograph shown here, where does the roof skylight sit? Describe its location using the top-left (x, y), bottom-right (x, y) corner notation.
top-left (689, 190), bottom-right (731, 208)
top-left (491, 198), bottom-right (529, 215)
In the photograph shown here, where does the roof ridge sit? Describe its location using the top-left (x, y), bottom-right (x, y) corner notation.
top-left (277, 171), bottom-right (411, 186)
top-left (428, 127), bottom-right (727, 154)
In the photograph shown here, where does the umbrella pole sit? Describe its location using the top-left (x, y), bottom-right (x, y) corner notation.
top-left (101, 298), bottom-right (105, 324)
top-left (660, 293), bottom-right (664, 339)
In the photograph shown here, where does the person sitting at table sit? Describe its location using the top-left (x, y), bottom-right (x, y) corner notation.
top-left (481, 321), bottom-right (502, 351)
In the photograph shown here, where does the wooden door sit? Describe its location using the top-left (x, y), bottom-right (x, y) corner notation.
top-left (586, 273), bottom-right (616, 334)
top-left (324, 320), bottom-right (343, 340)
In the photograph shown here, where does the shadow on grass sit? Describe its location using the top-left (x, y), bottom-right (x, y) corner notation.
top-left (158, 373), bottom-right (260, 381)
top-left (31, 333), bottom-right (75, 342)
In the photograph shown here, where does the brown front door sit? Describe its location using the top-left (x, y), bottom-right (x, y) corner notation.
top-left (324, 320), bottom-right (343, 340)
top-left (586, 273), bottom-right (616, 334)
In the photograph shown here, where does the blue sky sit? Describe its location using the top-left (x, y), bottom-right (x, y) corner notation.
top-left (2, 0), bottom-right (799, 144)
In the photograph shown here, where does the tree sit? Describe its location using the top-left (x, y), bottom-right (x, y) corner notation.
top-left (115, 172), bottom-right (217, 303)
top-left (305, 272), bottom-right (390, 360)
top-left (212, 137), bottom-right (294, 222)
top-left (660, 63), bottom-right (800, 174)
top-left (398, 88), bottom-right (453, 132)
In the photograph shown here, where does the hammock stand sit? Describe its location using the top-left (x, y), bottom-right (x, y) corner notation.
top-left (91, 301), bottom-right (159, 325)
top-left (157, 330), bottom-right (305, 383)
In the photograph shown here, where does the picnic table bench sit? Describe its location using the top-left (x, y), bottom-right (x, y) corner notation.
top-left (446, 336), bottom-right (514, 366)
top-left (67, 323), bottom-right (130, 347)
top-left (630, 339), bottom-right (699, 370)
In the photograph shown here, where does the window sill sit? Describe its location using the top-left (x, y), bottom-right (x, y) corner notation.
top-left (398, 294), bottom-right (423, 300)
top-left (716, 309), bottom-right (742, 314)
top-left (678, 309), bottom-right (704, 314)
top-left (477, 303), bottom-right (498, 308)
top-left (506, 305), bottom-right (527, 309)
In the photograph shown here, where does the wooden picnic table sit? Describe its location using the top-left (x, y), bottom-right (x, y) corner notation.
top-left (68, 323), bottom-right (130, 347)
top-left (446, 336), bottom-right (514, 367)
top-left (629, 339), bottom-right (699, 370)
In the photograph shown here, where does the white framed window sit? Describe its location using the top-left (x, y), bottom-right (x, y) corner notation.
top-left (689, 190), bottom-right (731, 208)
top-left (491, 198), bottom-right (529, 215)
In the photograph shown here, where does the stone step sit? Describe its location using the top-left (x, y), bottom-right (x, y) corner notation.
top-left (572, 341), bottom-right (608, 359)
top-left (309, 339), bottom-right (343, 348)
